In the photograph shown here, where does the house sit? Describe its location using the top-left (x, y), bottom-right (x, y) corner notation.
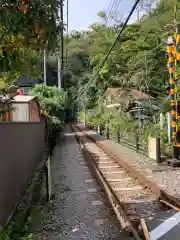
top-left (103, 87), bottom-right (157, 122)
top-left (14, 74), bottom-right (40, 95)
top-left (1, 95), bottom-right (41, 122)
top-left (104, 87), bottom-right (155, 107)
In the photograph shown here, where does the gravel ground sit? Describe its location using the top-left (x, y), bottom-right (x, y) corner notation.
top-left (80, 125), bottom-right (180, 199)
top-left (29, 125), bottom-right (133, 239)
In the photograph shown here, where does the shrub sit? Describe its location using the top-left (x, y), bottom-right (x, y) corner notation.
top-left (29, 84), bottom-right (67, 139)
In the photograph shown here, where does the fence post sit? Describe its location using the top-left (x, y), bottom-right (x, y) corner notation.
top-left (95, 125), bottom-right (98, 132)
top-left (136, 128), bottom-right (140, 151)
top-left (100, 125), bottom-right (102, 135)
top-left (117, 128), bottom-right (120, 143)
top-left (106, 125), bottom-right (110, 139)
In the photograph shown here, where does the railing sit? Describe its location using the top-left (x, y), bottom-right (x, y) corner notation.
top-left (86, 123), bottom-right (171, 158)
top-left (87, 123), bottom-right (145, 153)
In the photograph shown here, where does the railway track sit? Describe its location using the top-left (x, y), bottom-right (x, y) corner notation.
top-left (72, 124), bottom-right (180, 240)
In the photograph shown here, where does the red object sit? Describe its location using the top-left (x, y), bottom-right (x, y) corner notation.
top-left (8, 92), bottom-right (17, 95)
top-left (8, 88), bottom-right (24, 95)
top-left (17, 88), bottom-right (24, 95)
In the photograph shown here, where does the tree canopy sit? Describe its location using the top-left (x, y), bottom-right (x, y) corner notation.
top-left (65, 0), bottom-right (180, 112)
top-left (0, 0), bottom-right (62, 89)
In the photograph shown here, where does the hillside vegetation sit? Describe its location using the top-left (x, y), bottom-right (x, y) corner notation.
top-left (66, 0), bottom-right (180, 112)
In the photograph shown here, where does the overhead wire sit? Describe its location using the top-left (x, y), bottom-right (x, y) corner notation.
top-left (106, 0), bottom-right (119, 25)
top-left (104, 0), bottom-right (120, 27)
top-left (89, 0), bottom-right (121, 106)
top-left (104, 0), bottom-right (123, 27)
top-left (105, 0), bottom-right (114, 19)
top-left (102, 0), bottom-right (116, 27)
top-left (76, 0), bottom-right (141, 102)
top-left (76, 0), bottom-right (118, 106)
top-left (107, 0), bottom-right (123, 27)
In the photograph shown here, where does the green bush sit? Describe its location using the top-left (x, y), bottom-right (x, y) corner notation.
top-left (88, 116), bottom-right (106, 126)
top-left (87, 112), bottom-right (107, 126)
top-left (46, 116), bottom-right (62, 136)
top-left (29, 84), bottom-right (67, 138)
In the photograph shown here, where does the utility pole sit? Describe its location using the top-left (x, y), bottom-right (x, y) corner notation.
top-left (66, 0), bottom-right (69, 69)
top-left (78, 101), bottom-right (79, 123)
top-left (57, 55), bottom-right (61, 89)
top-left (43, 49), bottom-right (47, 85)
top-left (60, 0), bottom-right (64, 88)
top-left (83, 91), bottom-right (87, 127)
top-left (77, 84), bottom-right (80, 124)
top-left (84, 103), bottom-right (86, 127)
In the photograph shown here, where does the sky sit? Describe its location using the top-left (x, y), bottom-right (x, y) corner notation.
top-left (65, 0), bottom-right (138, 33)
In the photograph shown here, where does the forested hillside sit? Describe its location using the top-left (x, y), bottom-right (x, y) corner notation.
top-left (66, 0), bottom-right (180, 112)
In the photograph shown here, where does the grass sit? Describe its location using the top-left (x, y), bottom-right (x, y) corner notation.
top-left (0, 217), bottom-right (35, 240)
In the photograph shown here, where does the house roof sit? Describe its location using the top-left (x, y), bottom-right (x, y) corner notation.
top-left (15, 74), bottom-right (33, 87)
top-left (14, 74), bottom-right (40, 87)
top-left (131, 89), bottom-right (155, 100)
top-left (11, 95), bottom-right (36, 103)
top-left (103, 87), bottom-right (155, 105)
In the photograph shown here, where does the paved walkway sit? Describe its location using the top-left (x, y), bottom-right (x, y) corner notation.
top-left (78, 125), bottom-right (180, 199)
top-left (30, 126), bottom-right (131, 239)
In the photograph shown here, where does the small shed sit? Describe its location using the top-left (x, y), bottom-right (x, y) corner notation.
top-left (4, 95), bottom-right (41, 122)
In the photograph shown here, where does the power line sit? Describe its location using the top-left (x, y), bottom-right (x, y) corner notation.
top-left (106, 0), bottom-right (115, 14)
top-left (105, 0), bottom-right (114, 22)
top-left (106, 0), bottom-right (118, 19)
top-left (105, 0), bottom-right (120, 26)
top-left (76, 0), bottom-right (141, 102)
top-left (107, 0), bottom-right (123, 27)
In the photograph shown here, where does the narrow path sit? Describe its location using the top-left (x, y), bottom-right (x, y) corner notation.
top-left (30, 125), bottom-right (131, 239)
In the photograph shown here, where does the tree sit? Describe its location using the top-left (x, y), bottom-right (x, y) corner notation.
top-left (0, 0), bottom-right (63, 89)
top-left (0, 0), bottom-right (62, 49)
top-left (29, 84), bottom-right (67, 121)
top-left (65, 0), bottom-right (178, 116)
top-left (30, 84), bottom-right (67, 151)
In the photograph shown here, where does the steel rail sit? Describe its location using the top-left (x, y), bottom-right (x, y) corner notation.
top-left (71, 124), bottom-right (141, 240)
top-left (72, 124), bottom-right (180, 239)
top-left (75, 124), bottom-right (180, 210)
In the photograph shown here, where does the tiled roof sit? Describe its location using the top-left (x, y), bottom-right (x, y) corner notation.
top-left (131, 89), bottom-right (155, 100)
top-left (103, 87), bottom-right (155, 104)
